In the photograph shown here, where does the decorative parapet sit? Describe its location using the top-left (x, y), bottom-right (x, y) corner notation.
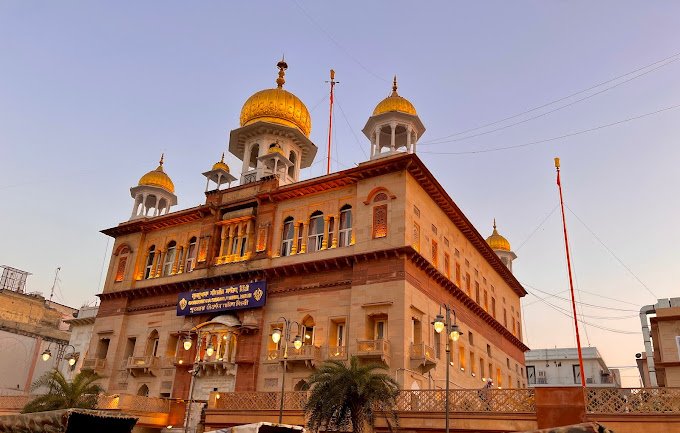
top-left (585, 388), bottom-right (680, 414)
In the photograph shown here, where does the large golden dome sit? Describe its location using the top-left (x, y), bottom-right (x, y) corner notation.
top-left (373, 76), bottom-right (417, 116)
top-left (486, 220), bottom-right (511, 252)
top-left (138, 155), bottom-right (175, 193)
top-left (239, 60), bottom-right (311, 137)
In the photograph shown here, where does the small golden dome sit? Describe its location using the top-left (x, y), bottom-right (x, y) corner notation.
top-left (486, 219), bottom-right (511, 252)
top-left (268, 142), bottom-right (284, 155)
top-left (239, 59), bottom-right (312, 137)
top-left (138, 154), bottom-right (175, 193)
top-left (212, 153), bottom-right (230, 172)
top-left (372, 76), bottom-right (417, 116)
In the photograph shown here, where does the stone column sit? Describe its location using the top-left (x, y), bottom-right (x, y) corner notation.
top-left (375, 127), bottom-right (381, 157)
top-left (245, 219), bottom-right (255, 257)
top-left (390, 122), bottom-right (396, 151)
top-left (407, 126), bottom-right (413, 153)
top-left (321, 216), bottom-right (330, 250)
top-left (332, 214), bottom-right (340, 248)
top-left (153, 250), bottom-right (164, 278)
top-left (300, 222), bottom-right (309, 254)
top-left (178, 246), bottom-right (186, 274)
top-left (226, 225), bottom-right (236, 261)
top-left (171, 246), bottom-right (181, 274)
top-left (218, 225), bottom-right (228, 258)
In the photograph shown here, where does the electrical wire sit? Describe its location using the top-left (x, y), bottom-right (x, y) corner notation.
top-left (419, 103), bottom-right (680, 155)
top-left (521, 281), bottom-right (639, 312)
top-left (292, 0), bottom-right (388, 83)
top-left (335, 94), bottom-right (369, 159)
top-left (566, 205), bottom-right (657, 300)
top-left (420, 52), bottom-right (680, 145)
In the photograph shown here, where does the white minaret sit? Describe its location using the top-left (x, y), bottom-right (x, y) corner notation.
top-left (228, 59), bottom-right (317, 186)
top-left (362, 76), bottom-right (425, 160)
top-left (130, 154), bottom-right (178, 220)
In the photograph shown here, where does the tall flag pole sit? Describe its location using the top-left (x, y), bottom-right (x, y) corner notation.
top-left (326, 69), bottom-right (338, 175)
top-left (555, 157), bottom-right (587, 388)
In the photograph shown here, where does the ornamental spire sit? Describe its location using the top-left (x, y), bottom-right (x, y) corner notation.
top-left (392, 75), bottom-right (398, 95)
top-left (276, 56), bottom-right (288, 89)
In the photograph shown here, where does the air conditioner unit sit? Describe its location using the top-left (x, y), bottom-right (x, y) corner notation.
top-left (586, 377), bottom-right (594, 384)
top-left (537, 377), bottom-right (548, 384)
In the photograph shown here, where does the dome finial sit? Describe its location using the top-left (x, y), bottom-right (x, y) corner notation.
top-left (220, 152), bottom-right (225, 163)
top-left (159, 153), bottom-right (165, 167)
top-left (276, 56), bottom-right (288, 89)
top-left (392, 75), bottom-right (398, 94)
top-left (493, 218), bottom-right (497, 230)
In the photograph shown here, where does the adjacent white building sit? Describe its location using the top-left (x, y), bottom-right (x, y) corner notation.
top-left (525, 347), bottom-right (620, 387)
top-left (64, 306), bottom-right (99, 377)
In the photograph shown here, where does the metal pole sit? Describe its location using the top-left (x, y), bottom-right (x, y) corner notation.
top-left (555, 158), bottom-right (587, 388)
top-left (184, 367), bottom-right (197, 433)
top-left (278, 319), bottom-right (290, 424)
top-left (444, 306), bottom-right (450, 433)
top-left (326, 69), bottom-right (338, 175)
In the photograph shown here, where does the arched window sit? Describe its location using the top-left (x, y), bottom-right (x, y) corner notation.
top-left (114, 245), bottom-right (130, 283)
top-left (146, 330), bottom-right (159, 357)
top-left (288, 151), bottom-right (297, 178)
top-left (293, 379), bottom-right (309, 391)
top-left (137, 384), bottom-right (149, 397)
top-left (248, 144), bottom-right (260, 169)
top-left (302, 316), bottom-right (315, 346)
top-left (162, 241), bottom-right (176, 276)
top-left (373, 205), bottom-right (388, 239)
top-left (185, 237), bottom-right (197, 272)
top-left (308, 211), bottom-right (324, 252)
top-left (144, 245), bottom-right (156, 279)
top-left (281, 217), bottom-right (295, 256)
top-left (339, 205), bottom-right (352, 247)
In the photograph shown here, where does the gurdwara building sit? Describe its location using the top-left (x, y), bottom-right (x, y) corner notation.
top-left (83, 60), bottom-right (529, 403)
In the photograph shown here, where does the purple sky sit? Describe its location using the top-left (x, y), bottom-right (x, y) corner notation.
top-left (1, 2), bottom-right (679, 385)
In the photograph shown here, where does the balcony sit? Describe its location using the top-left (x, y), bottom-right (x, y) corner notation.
top-left (410, 342), bottom-right (437, 372)
top-left (327, 345), bottom-right (347, 360)
top-left (125, 356), bottom-right (160, 376)
top-left (81, 357), bottom-right (106, 372)
top-left (356, 339), bottom-right (390, 366)
top-left (265, 345), bottom-right (322, 368)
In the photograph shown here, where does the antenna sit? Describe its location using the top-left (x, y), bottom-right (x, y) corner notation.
top-left (49, 267), bottom-right (61, 303)
top-left (325, 69), bottom-right (339, 175)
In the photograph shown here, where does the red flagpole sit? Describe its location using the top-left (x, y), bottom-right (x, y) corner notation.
top-left (555, 157), bottom-right (587, 388)
top-left (326, 69), bottom-right (337, 175)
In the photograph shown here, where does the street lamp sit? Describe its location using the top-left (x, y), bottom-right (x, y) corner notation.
top-left (183, 335), bottom-right (193, 351)
top-left (41, 343), bottom-right (77, 370)
top-left (432, 304), bottom-right (460, 433)
top-left (271, 317), bottom-right (302, 424)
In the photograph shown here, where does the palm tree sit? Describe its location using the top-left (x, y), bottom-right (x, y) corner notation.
top-left (22, 369), bottom-right (104, 413)
top-left (304, 356), bottom-right (399, 433)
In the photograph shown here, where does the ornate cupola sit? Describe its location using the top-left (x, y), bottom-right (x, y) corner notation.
top-left (202, 153), bottom-right (237, 192)
top-left (130, 154), bottom-right (178, 220)
top-left (228, 59), bottom-right (318, 186)
top-left (362, 76), bottom-right (426, 160)
top-left (485, 219), bottom-right (517, 272)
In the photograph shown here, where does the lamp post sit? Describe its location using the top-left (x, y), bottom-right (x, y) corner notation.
top-left (41, 342), bottom-right (77, 371)
top-left (271, 317), bottom-right (302, 424)
top-left (183, 330), bottom-right (212, 433)
top-left (432, 304), bottom-right (460, 433)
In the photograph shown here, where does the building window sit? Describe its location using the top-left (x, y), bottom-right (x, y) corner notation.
top-left (115, 256), bottom-right (127, 282)
top-left (288, 151), bottom-right (297, 178)
top-left (487, 344), bottom-right (492, 357)
top-left (444, 253), bottom-right (451, 279)
top-left (527, 366), bottom-right (536, 385)
top-left (431, 240), bottom-right (438, 267)
top-left (465, 273), bottom-right (471, 296)
top-left (458, 343), bottom-right (466, 371)
top-left (455, 262), bottom-right (461, 286)
top-left (491, 297), bottom-right (496, 318)
top-left (431, 224), bottom-right (437, 234)
top-left (162, 241), bottom-right (176, 276)
top-left (281, 217), bottom-right (295, 256)
top-left (185, 237), bottom-right (197, 272)
top-left (144, 245), bottom-right (156, 279)
top-left (412, 223), bottom-right (420, 252)
top-left (434, 330), bottom-right (441, 359)
top-left (146, 330), bottom-right (159, 357)
top-left (302, 316), bottom-right (315, 346)
top-left (484, 290), bottom-right (489, 311)
top-left (339, 205), bottom-right (353, 246)
top-left (413, 205), bottom-right (420, 217)
top-left (308, 211), bottom-right (324, 252)
top-left (336, 323), bottom-right (345, 348)
top-left (480, 358), bottom-right (485, 380)
top-left (470, 351), bottom-right (476, 376)
top-left (503, 309), bottom-right (508, 327)
top-left (475, 282), bottom-right (480, 304)
top-left (372, 204), bottom-right (387, 239)
top-left (374, 319), bottom-right (387, 340)
top-left (296, 222), bottom-right (303, 253)
top-left (443, 237), bottom-right (449, 247)
top-left (468, 332), bottom-right (474, 346)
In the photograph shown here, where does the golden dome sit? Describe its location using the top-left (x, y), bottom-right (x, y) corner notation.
top-left (138, 154), bottom-right (175, 193)
top-left (268, 142), bottom-right (284, 155)
top-left (372, 76), bottom-right (417, 116)
top-left (486, 220), bottom-right (511, 252)
top-left (212, 153), bottom-right (230, 172)
top-left (239, 59), bottom-right (311, 137)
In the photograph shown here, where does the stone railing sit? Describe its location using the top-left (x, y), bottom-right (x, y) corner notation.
top-left (327, 345), bottom-right (347, 360)
top-left (82, 357), bottom-right (106, 371)
top-left (125, 355), bottom-right (160, 370)
top-left (97, 393), bottom-right (172, 413)
top-left (410, 342), bottom-right (437, 362)
top-left (0, 395), bottom-right (31, 411)
top-left (210, 389), bottom-right (536, 413)
top-left (585, 387), bottom-right (680, 414)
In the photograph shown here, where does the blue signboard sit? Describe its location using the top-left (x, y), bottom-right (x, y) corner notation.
top-left (176, 281), bottom-right (266, 316)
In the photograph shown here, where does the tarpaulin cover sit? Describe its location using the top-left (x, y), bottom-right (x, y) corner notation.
top-left (0, 408), bottom-right (138, 433)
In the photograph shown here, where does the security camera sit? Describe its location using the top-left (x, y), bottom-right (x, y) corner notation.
top-left (635, 353), bottom-right (642, 359)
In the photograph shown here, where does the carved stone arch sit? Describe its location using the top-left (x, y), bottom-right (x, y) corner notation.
top-left (301, 314), bottom-right (315, 327)
top-left (363, 187), bottom-right (397, 205)
top-left (114, 243), bottom-right (132, 256)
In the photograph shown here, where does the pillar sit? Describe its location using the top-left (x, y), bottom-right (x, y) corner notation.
top-left (321, 216), bottom-right (330, 249)
top-left (332, 214), bottom-right (340, 248)
top-left (299, 222), bottom-right (308, 254)
top-left (390, 122), bottom-right (396, 151)
top-left (407, 126), bottom-right (413, 153)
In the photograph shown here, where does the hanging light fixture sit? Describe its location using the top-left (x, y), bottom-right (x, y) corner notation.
top-left (293, 335), bottom-right (303, 350)
top-left (271, 328), bottom-right (282, 344)
top-left (183, 336), bottom-right (193, 351)
top-left (433, 313), bottom-right (445, 334)
top-left (67, 356), bottom-right (77, 366)
top-left (206, 343), bottom-right (215, 357)
top-left (41, 349), bottom-right (51, 361)
top-left (449, 324), bottom-right (461, 342)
